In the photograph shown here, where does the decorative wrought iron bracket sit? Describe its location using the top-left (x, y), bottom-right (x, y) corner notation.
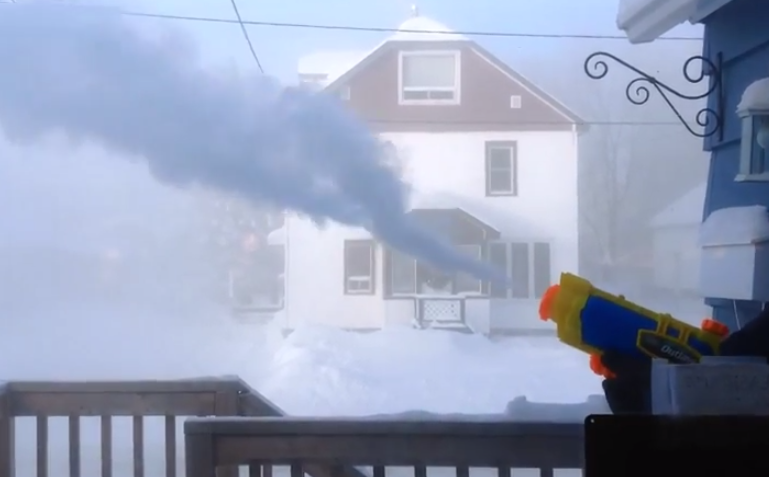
top-left (583, 51), bottom-right (724, 140)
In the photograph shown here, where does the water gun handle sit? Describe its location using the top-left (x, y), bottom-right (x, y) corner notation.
top-left (587, 319), bottom-right (728, 379)
top-left (589, 354), bottom-right (616, 379)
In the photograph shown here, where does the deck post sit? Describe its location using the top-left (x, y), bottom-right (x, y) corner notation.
top-left (185, 420), bottom-right (216, 477)
top-left (0, 385), bottom-right (15, 477)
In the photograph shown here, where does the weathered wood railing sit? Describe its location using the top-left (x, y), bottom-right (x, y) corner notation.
top-left (0, 377), bottom-right (368, 477)
top-left (0, 378), bottom-right (255, 477)
top-left (0, 379), bottom-right (585, 477)
top-left (184, 417), bottom-right (585, 477)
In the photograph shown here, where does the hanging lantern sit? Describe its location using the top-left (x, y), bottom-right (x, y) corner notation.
top-left (736, 77), bottom-right (769, 181)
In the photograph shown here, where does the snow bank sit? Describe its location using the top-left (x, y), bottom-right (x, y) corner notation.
top-left (362, 395), bottom-right (608, 423)
top-left (256, 324), bottom-right (601, 416)
top-left (2, 306), bottom-right (603, 476)
top-left (699, 205), bottom-right (769, 246)
top-left (0, 306), bottom-right (601, 416)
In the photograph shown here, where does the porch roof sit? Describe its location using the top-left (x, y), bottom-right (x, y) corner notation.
top-left (410, 191), bottom-right (547, 240)
top-left (616, 0), bottom-right (733, 43)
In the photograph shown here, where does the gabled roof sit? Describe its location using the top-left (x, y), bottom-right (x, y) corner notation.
top-left (297, 15), bottom-right (583, 125)
top-left (650, 182), bottom-right (707, 227)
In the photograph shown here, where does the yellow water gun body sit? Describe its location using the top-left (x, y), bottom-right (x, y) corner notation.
top-left (538, 273), bottom-right (730, 377)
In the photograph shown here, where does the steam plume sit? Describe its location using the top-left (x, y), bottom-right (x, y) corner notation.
top-left (0, 5), bottom-right (506, 282)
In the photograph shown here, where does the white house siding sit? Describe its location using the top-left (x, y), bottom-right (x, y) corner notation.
top-left (283, 217), bottom-right (386, 330)
top-left (283, 129), bottom-right (579, 332)
top-left (380, 130), bottom-right (579, 333)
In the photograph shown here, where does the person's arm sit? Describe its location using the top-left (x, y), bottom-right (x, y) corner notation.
top-left (600, 350), bottom-right (652, 414)
top-left (600, 304), bottom-right (769, 414)
top-left (719, 305), bottom-right (769, 358)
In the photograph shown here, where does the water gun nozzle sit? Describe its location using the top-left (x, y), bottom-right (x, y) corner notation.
top-left (701, 318), bottom-right (729, 337)
top-left (538, 284), bottom-right (560, 322)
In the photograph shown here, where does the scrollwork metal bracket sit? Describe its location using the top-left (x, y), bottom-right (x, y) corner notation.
top-left (584, 51), bottom-right (724, 140)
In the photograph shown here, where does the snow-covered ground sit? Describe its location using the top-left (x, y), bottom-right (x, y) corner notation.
top-left (1, 300), bottom-right (602, 476)
top-left (0, 301), bottom-right (603, 415)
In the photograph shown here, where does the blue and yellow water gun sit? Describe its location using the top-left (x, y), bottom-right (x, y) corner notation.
top-left (538, 273), bottom-right (730, 378)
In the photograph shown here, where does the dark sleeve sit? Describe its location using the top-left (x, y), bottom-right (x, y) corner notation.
top-left (602, 377), bottom-right (651, 414)
top-left (719, 306), bottom-right (769, 359)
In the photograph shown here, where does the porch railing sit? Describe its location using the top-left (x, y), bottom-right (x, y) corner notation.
top-left (0, 378), bottom-right (367, 477)
top-left (414, 297), bottom-right (467, 329)
top-left (0, 378), bottom-right (586, 477)
top-left (184, 417), bottom-right (584, 477)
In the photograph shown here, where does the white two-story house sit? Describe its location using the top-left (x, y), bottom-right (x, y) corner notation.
top-left (273, 13), bottom-right (583, 335)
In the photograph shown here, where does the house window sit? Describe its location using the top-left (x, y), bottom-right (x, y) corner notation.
top-left (485, 141), bottom-right (518, 196)
top-left (343, 240), bottom-right (375, 294)
top-left (510, 95), bottom-right (522, 109)
top-left (510, 243), bottom-right (530, 298)
top-left (533, 242), bottom-right (552, 298)
top-left (454, 244), bottom-right (483, 293)
top-left (390, 249), bottom-right (417, 294)
top-left (487, 242), bottom-right (509, 298)
top-left (386, 245), bottom-right (483, 296)
top-left (737, 115), bottom-right (769, 181)
top-left (399, 51), bottom-right (460, 104)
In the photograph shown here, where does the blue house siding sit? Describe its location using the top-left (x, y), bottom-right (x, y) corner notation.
top-left (702, 0), bottom-right (769, 329)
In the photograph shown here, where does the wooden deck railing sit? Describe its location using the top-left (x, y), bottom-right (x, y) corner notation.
top-left (0, 378), bottom-right (254, 477)
top-left (184, 417), bottom-right (585, 477)
top-left (0, 377), bottom-right (308, 477)
top-left (0, 378), bottom-right (585, 477)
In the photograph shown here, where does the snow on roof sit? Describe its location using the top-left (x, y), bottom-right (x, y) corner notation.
top-left (616, 0), bottom-right (732, 44)
top-left (267, 226), bottom-right (285, 245)
top-left (297, 14), bottom-right (466, 86)
top-left (650, 182), bottom-right (707, 228)
top-left (297, 50), bottom-right (368, 87)
top-left (700, 205), bottom-right (769, 246)
top-left (390, 16), bottom-right (466, 42)
top-left (737, 77), bottom-right (769, 116)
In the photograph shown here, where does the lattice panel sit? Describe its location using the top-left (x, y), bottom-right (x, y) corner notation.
top-left (421, 299), bottom-right (463, 322)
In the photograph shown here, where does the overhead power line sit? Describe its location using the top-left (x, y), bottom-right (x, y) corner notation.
top-left (53, 7), bottom-right (702, 42)
top-left (227, 0), bottom-right (264, 73)
top-left (363, 119), bottom-right (698, 126)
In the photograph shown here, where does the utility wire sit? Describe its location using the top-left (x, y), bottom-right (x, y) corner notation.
top-left (362, 119), bottom-right (698, 126)
top-left (227, 0), bottom-right (264, 73)
top-left (0, 3), bottom-right (703, 127)
top-left (36, 6), bottom-right (702, 42)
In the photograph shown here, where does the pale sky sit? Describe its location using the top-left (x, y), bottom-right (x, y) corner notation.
top-left (82, 0), bottom-right (704, 82)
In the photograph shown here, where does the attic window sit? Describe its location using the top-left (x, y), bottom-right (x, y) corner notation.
top-left (398, 50), bottom-right (460, 105)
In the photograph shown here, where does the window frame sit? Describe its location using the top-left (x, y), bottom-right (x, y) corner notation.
top-left (397, 50), bottom-right (461, 106)
top-left (389, 248), bottom-right (418, 296)
top-left (484, 241), bottom-right (552, 299)
top-left (736, 115), bottom-right (769, 182)
top-left (454, 243), bottom-right (484, 295)
top-left (487, 241), bottom-right (510, 298)
top-left (485, 141), bottom-right (518, 197)
top-left (343, 239), bottom-right (376, 295)
top-left (532, 242), bottom-right (552, 299)
top-left (509, 242), bottom-right (531, 299)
